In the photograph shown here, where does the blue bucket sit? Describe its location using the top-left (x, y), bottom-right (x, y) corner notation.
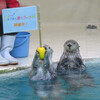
top-left (10, 32), bottom-right (31, 58)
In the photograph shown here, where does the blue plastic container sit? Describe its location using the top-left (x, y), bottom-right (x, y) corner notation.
top-left (10, 32), bottom-right (31, 58)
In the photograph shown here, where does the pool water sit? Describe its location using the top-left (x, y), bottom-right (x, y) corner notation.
top-left (0, 59), bottom-right (100, 100)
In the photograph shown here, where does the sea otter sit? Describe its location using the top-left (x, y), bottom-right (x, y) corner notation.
top-left (29, 45), bottom-right (56, 81)
top-left (57, 40), bottom-right (86, 75)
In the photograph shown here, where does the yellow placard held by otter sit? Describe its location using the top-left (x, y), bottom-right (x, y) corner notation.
top-left (37, 47), bottom-right (46, 59)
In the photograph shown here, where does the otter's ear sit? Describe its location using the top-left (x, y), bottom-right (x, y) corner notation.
top-left (64, 41), bottom-right (67, 45)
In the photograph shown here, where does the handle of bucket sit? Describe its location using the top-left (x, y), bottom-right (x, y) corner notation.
top-left (14, 37), bottom-right (28, 48)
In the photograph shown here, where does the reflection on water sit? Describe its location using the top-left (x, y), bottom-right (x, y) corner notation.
top-left (29, 72), bottom-right (95, 100)
top-left (0, 61), bottom-right (100, 100)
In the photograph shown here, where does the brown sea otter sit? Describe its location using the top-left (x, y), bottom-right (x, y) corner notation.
top-left (57, 40), bottom-right (86, 75)
top-left (29, 45), bottom-right (57, 81)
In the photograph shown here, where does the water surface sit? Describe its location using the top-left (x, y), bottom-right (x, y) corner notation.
top-left (0, 60), bottom-right (100, 100)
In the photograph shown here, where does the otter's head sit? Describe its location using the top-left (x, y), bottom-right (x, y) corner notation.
top-left (64, 40), bottom-right (80, 52)
top-left (29, 45), bottom-right (56, 81)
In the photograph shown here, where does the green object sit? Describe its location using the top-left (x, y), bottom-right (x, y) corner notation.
top-left (0, 67), bottom-right (26, 74)
top-left (37, 47), bottom-right (46, 59)
top-left (37, 5), bottom-right (42, 47)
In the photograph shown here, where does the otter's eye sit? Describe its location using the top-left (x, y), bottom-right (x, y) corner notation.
top-left (73, 43), bottom-right (76, 44)
top-left (44, 46), bottom-right (47, 50)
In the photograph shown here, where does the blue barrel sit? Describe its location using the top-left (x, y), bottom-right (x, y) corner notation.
top-left (10, 32), bottom-right (31, 58)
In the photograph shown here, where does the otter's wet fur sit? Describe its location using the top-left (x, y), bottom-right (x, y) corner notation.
top-left (29, 45), bottom-right (57, 81)
top-left (57, 40), bottom-right (86, 75)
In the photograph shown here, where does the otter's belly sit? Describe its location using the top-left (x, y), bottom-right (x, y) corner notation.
top-left (30, 68), bottom-right (53, 81)
top-left (58, 57), bottom-right (82, 74)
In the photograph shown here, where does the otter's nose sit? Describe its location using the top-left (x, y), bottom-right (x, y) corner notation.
top-left (67, 44), bottom-right (72, 47)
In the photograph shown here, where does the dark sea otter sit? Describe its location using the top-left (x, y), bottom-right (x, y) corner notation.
top-left (29, 45), bottom-right (56, 81)
top-left (57, 40), bottom-right (86, 75)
